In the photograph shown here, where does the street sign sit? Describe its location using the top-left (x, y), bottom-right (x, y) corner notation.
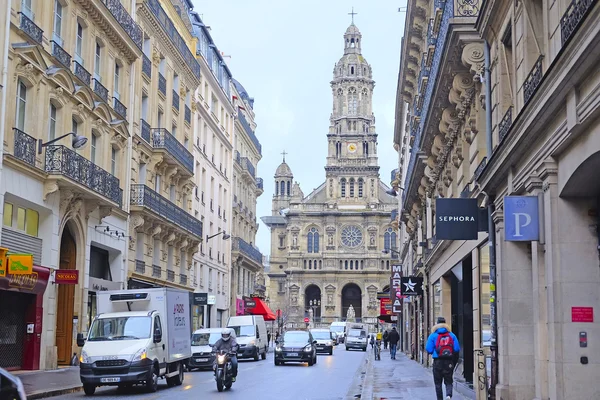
top-left (504, 196), bottom-right (539, 241)
top-left (435, 198), bottom-right (479, 240)
top-left (207, 295), bottom-right (216, 305)
top-left (54, 269), bottom-right (79, 285)
top-left (304, 317), bottom-right (309, 323)
top-left (400, 276), bottom-right (423, 296)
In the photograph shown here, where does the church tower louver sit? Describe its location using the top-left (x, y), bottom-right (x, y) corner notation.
top-left (263, 22), bottom-right (396, 329)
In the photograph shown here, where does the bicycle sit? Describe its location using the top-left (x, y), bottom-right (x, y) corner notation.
top-left (374, 340), bottom-right (381, 361)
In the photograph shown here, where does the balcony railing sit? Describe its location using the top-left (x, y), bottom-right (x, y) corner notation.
top-left (241, 157), bottom-right (256, 178)
top-left (474, 157), bottom-right (487, 181)
top-left (45, 145), bottom-right (123, 206)
top-left (93, 79), bottom-right (109, 103)
top-left (73, 61), bottom-right (91, 86)
top-left (130, 184), bottom-right (202, 238)
top-left (135, 260), bottom-right (145, 273)
top-left (180, 274), bottom-right (187, 285)
top-left (18, 13), bottom-right (43, 44)
top-left (232, 236), bottom-right (263, 265)
top-left (101, 0), bottom-right (143, 49)
top-left (158, 73), bottom-right (166, 96)
top-left (152, 264), bottom-right (161, 278)
top-left (113, 97), bottom-right (127, 119)
top-left (167, 270), bottom-right (175, 282)
top-left (141, 119), bottom-right (151, 142)
top-left (172, 90), bottom-right (180, 111)
top-left (454, 0), bottom-right (482, 17)
top-left (142, 53), bottom-right (152, 78)
top-left (257, 177), bottom-right (264, 190)
top-left (149, 128), bottom-right (194, 173)
top-left (237, 110), bottom-right (262, 155)
top-left (560, 0), bottom-right (596, 46)
top-left (12, 128), bottom-right (36, 167)
top-left (51, 41), bottom-right (71, 68)
top-left (184, 106), bottom-right (191, 124)
top-left (499, 107), bottom-right (513, 143)
top-left (523, 56), bottom-right (544, 105)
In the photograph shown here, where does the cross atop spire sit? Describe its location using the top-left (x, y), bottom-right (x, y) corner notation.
top-left (281, 150), bottom-right (287, 162)
top-left (348, 7), bottom-right (357, 24)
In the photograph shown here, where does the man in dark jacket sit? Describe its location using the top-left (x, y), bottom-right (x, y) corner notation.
top-left (426, 317), bottom-right (460, 400)
top-left (387, 326), bottom-right (400, 359)
top-left (212, 329), bottom-right (239, 381)
top-left (382, 330), bottom-right (389, 350)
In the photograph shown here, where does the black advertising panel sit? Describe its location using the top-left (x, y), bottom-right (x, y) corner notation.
top-left (435, 198), bottom-right (479, 240)
top-left (193, 292), bottom-right (208, 305)
top-left (400, 276), bottom-right (424, 296)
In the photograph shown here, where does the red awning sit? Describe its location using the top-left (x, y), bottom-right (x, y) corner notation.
top-left (246, 297), bottom-right (276, 321)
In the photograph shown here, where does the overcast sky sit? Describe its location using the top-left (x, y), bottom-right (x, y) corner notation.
top-left (191, 0), bottom-right (406, 257)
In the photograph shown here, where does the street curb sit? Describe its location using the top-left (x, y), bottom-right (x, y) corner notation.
top-left (28, 385), bottom-right (82, 399)
top-left (359, 351), bottom-right (374, 400)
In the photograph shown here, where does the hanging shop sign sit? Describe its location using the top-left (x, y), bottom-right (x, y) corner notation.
top-left (244, 299), bottom-right (256, 308)
top-left (380, 298), bottom-right (392, 316)
top-left (0, 247), bottom-right (7, 277)
top-left (390, 263), bottom-right (403, 313)
top-left (400, 276), bottom-right (424, 296)
top-left (435, 198), bottom-right (479, 240)
top-left (54, 269), bottom-right (79, 285)
top-left (6, 253), bottom-right (33, 275)
top-left (207, 295), bottom-right (217, 305)
top-left (193, 292), bottom-right (208, 306)
top-left (504, 196), bottom-right (540, 241)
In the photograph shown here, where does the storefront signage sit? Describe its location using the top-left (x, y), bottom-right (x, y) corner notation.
top-left (400, 276), bottom-right (424, 296)
top-left (504, 196), bottom-right (540, 241)
top-left (390, 263), bottom-right (403, 313)
top-left (236, 299), bottom-right (245, 315)
top-left (572, 307), bottom-right (594, 323)
top-left (0, 265), bottom-right (50, 295)
top-left (89, 277), bottom-right (120, 291)
top-left (193, 292), bottom-right (208, 306)
top-left (6, 253), bottom-right (33, 275)
top-left (435, 198), bottom-right (479, 240)
top-left (244, 299), bottom-right (256, 308)
top-left (207, 294), bottom-right (216, 305)
top-left (0, 247), bottom-right (8, 277)
top-left (54, 269), bottom-right (79, 285)
top-left (380, 298), bottom-right (392, 316)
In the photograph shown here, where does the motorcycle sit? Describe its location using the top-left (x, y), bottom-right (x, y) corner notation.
top-left (213, 350), bottom-right (235, 392)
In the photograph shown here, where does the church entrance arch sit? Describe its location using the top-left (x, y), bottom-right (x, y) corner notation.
top-left (305, 285), bottom-right (322, 321)
top-left (342, 283), bottom-right (362, 321)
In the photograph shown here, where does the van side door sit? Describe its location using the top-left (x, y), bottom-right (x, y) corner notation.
top-left (150, 314), bottom-right (166, 374)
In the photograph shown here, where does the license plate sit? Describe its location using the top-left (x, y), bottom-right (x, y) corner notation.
top-left (287, 352), bottom-right (299, 357)
top-left (100, 377), bottom-right (120, 383)
top-left (196, 358), bottom-right (208, 362)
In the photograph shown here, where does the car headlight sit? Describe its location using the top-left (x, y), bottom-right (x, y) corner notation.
top-left (79, 351), bottom-right (92, 364)
top-left (304, 345), bottom-right (312, 352)
top-left (248, 339), bottom-right (256, 346)
top-left (275, 346), bottom-right (282, 352)
top-left (326, 341), bottom-right (332, 346)
top-left (131, 348), bottom-right (147, 362)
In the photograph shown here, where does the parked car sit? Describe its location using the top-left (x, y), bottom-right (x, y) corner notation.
top-left (0, 368), bottom-right (27, 400)
top-left (274, 330), bottom-right (317, 366)
top-left (188, 328), bottom-right (225, 370)
top-left (310, 329), bottom-right (334, 355)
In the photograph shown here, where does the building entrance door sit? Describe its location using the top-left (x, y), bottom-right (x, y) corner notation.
top-left (56, 227), bottom-right (76, 365)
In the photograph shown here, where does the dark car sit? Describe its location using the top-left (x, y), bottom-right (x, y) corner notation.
top-left (310, 329), bottom-right (334, 355)
top-left (274, 330), bottom-right (318, 366)
top-left (0, 368), bottom-right (27, 399)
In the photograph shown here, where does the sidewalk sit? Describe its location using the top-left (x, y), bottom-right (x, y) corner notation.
top-left (14, 367), bottom-right (82, 399)
top-left (361, 348), bottom-right (466, 400)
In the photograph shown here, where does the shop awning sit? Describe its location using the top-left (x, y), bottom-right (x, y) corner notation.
top-left (246, 297), bottom-right (276, 321)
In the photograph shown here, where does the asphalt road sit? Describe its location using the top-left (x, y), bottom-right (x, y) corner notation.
top-left (52, 346), bottom-right (367, 400)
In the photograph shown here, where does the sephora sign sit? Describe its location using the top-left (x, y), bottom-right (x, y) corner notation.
top-left (435, 198), bottom-right (479, 240)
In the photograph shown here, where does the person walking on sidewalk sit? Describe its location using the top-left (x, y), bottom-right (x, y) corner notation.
top-left (426, 317), bottom-right (460, 400)
top-left (387, 326), bottom-right (400, 359)
top-left (382, 329), bottom-right (389, 350)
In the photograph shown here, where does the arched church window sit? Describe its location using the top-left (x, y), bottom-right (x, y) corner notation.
top-left (358, 178), bottom-right (364, 197)
top-left (349, 178), bottom-right (355, 197)
top-left (307, 227), bottom-right (319, 253)
top-left (351, 66), bottom-right (354, 75)
top-left (276, 180), bottom-right (279, 195)
top-left (384, 227), bottom-right (397, 257)
top-left (280, 181), bottom-right (285, 197)
top-left (348, 87), bottom-right (358, 115)
top-left (286, 181), bottom-right (291, 196)
top-left (309, 260), bottom-right (312, 269)
top-left (337, 88), bottom-right (344, 115)
top-left (340, 178), bottom-right (347, 197)
top-left (304, 260), bottom-right (307, 269)
top-left (345, 260), bottom-right (348, 270)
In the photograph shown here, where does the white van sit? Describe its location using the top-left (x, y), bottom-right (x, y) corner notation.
top-left (188, 328), bottom-right (224, 370)
top-left (330, 321), bottom-right (347, 343)
top-left (227, 315), bottom-right (268, 361)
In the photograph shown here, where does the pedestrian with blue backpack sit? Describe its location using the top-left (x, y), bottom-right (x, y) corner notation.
top-left (426, 317), bottom-right (460, 400)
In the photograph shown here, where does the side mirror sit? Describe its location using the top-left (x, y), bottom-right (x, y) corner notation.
top-left (313, 340), bottom-right (318, 345)
top-left (76, 333), bottom-right (86, 347)
top-left (153, 328), bottom-right (162, 343)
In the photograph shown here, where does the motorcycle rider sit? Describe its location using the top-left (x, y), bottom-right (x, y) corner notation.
top-left (212, 328), bottom-right (239, 382)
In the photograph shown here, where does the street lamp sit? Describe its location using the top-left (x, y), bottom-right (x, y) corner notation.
top-left (38, 131), bottom-right (88, 154)
top-left (386, 186), bottom-right (405, 197)
top-left (206, 231), bottom-right (231, 242)
top-left (382, 248), bottom-right (401, 256)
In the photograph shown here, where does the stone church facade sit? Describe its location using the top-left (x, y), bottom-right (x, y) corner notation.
top-left (263, 23), bottom-right (396, 328)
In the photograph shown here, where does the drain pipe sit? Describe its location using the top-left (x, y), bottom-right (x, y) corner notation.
top-left (483, 39), bottom-right (498, 400)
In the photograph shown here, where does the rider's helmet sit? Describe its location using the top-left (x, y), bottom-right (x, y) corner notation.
top-left (221, 328), bottom-right (231, 341)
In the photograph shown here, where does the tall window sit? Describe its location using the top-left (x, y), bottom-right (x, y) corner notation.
top-left (21, 0), bottom-right (33, 18)
top-left (113, 63), bottom-right (120, 99)
top-left (48, 104), bottom-right (57, 140)
top-left (287, 181), bottom-right (291, 196)
top-left (358, 178), bottom-right (364, 197)
top-left (307, 227), bottom-right (320, 253)
top-left (110, 147), bottom-right (117, 175)
top-left (3, 202), bottom-right (39, 237)
top-left (280, 181), bottom-right (285, 197)
top-left (94, 41), bottom-right (102, 80)
top-left (384, 227), bottom-right (398, 258)
top-left (340, 178), bottom-right (347, 197)
top-left (348, 87), bottom-right (358, 115)
top-left (53, 0), bottom-right (63, 45)
top-left (16, 80), bottom-right (27, 131)
top-left (75, 23), bottom-right (83, 63)
top-left (91, 134), bottom-right (97, 163)
top-left (349, 178), bottom-right (355, 197)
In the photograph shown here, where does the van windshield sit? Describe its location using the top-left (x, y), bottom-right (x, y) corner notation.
top-left (229, 325), bottom-right (255, 337)
top-left (348, 329), bottom-right (366, 338)
top-left (311, 331), bottom-right (331, 340)
top-left (191, 332), bottom-right (222, 346)
top-left (330, 326), bottom-right (344, 333)
top-left (88, 316), bottom-right (151, 341)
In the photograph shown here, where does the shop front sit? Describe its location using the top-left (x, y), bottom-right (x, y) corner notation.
top-left (235, 298), bottom-right (245, 316)
top-left (0, 265), bottom-right (50, 370)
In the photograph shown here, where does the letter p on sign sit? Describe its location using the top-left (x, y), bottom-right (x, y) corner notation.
top-left (504, 196), bottom-right (539, 241)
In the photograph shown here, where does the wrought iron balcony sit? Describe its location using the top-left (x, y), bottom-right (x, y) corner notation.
top-left (237, 109), bottom-right (262, 155)
top-left (141, 119), bottom-right (150, 142)
top-left (142, 53), bottom-right (152, 79)
top-left (45, 145), bottom-right (123, 206)
top-left (93, 78), bottom-right (108, 103)
top-left (113, 97), bottom-right (127, 119)
top-left (18, 13), bottom-right (43, 44)
top-left (257, 177), bottom-right (264, 190)
top-left (561, 0), bottom-right (596, 46)
top-left (148, 128), bottom-right (194, 174)
top-left (474, 156), bottom-right (487, 181)
top-left (454, 0), bottom-right (482, 17)
top-left (158, 73), bottom-right (166, 96)
top-left (232, 236), bottom-right (263, 265)
top-left (241, 157), bottom-right (256, 178)
top-left (152, 264), bottom-right (161, 278)
top-left (101, 0), bottom-right (143, 49)
top-left (172, 90), bottom-right (180, 111)
top-left (180, 274), bottom-right (187, 285)
top-left (12, 128), bottom-right (36, 167)
top-left (130, 184), bottom-right (203, 238)
top-left (135, 260), bottom-right (145, 273)
top-left (167, 270), bottom-right (175, 282)
top-left (184, 106), bottom-right (191, 124)
top-left (523, 56), bottom-right (544, 105)
top-left (51, 41), bottom-right (71, 68)
top-left (499, 107), bottom-right (513, 143)
top-left (73, 61), bottom-right (91, 86)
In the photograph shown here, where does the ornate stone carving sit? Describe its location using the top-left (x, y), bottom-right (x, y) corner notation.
top-left (98, 206), bottom-right (112, 221)
top-left (131, 214), bottom-right (145, 231)
top-left (462, 42), bottom-right (485, 79)
top-left (14, 62), bottom-right (42, 85)
top-left (43, 180), bottom-right (59, 200)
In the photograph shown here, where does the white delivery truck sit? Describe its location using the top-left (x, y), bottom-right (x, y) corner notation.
top-left (227, 315), bottom-right (268, 361)
top-left (77, 288), bottom-right (191, 395)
